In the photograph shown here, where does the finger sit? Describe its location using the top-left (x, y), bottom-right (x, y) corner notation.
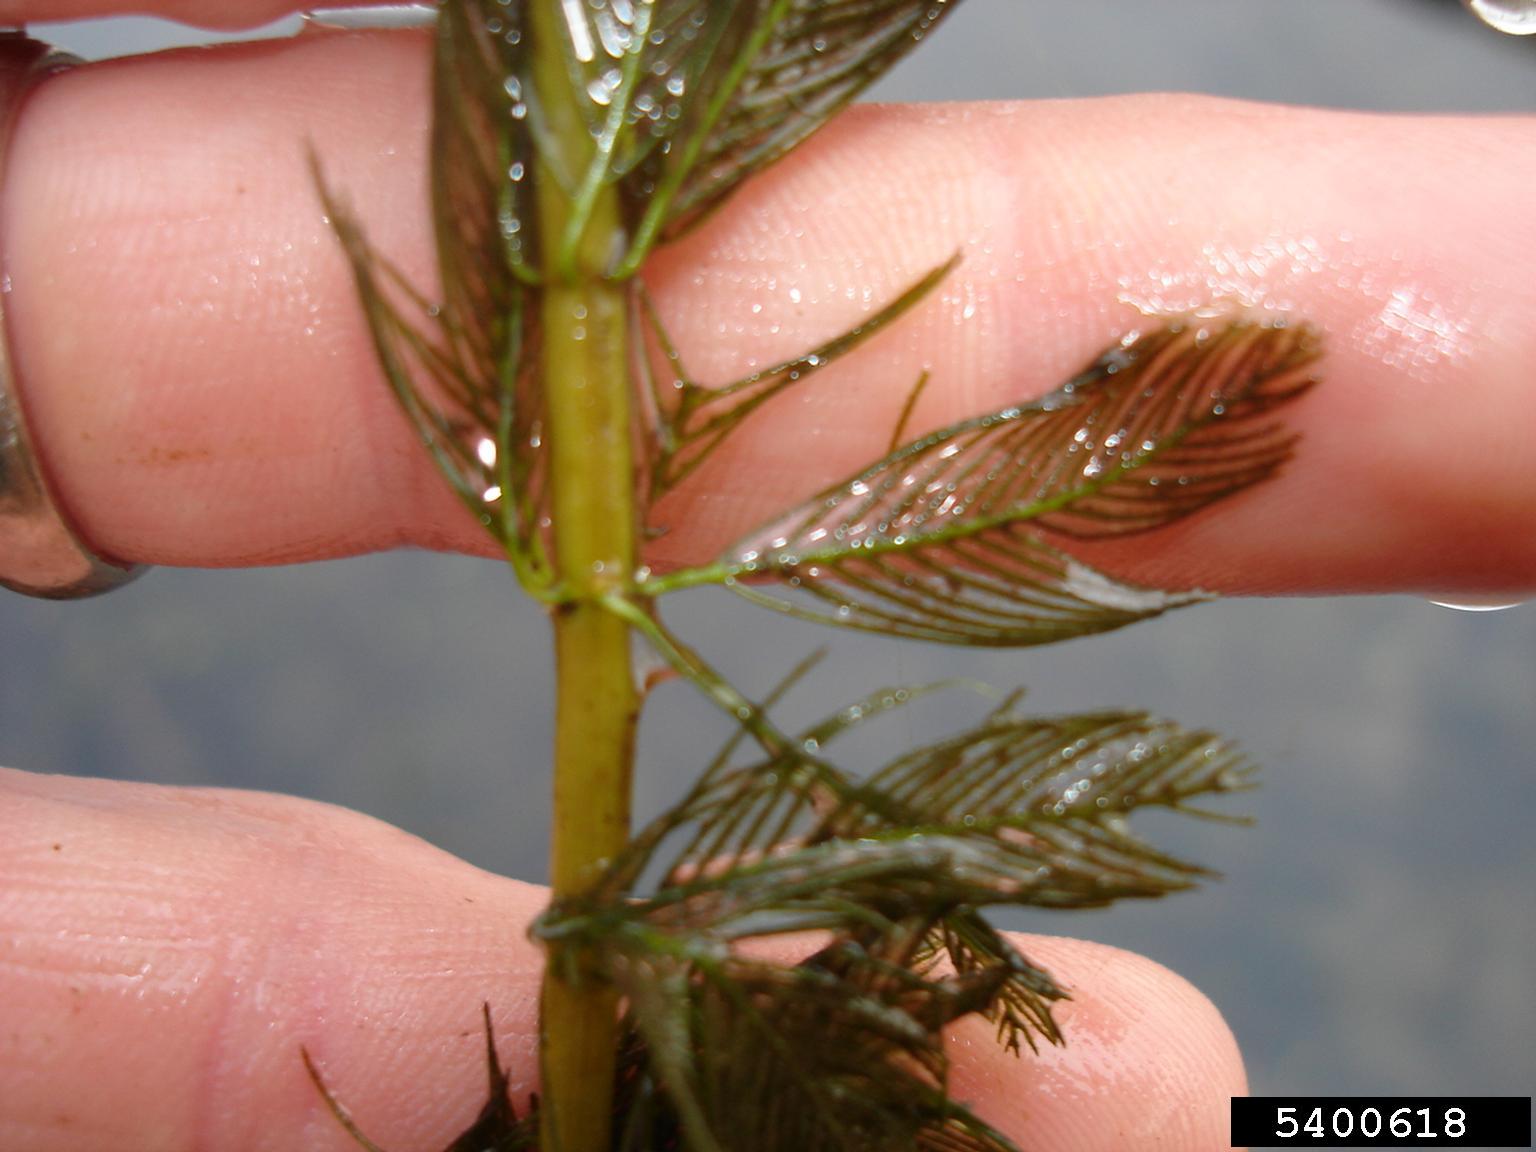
top-left (0, 765), bottom-right (545, 1152)
top-left (6, 33), bottom-right (1534, 593)
top-left (0, 766), bottom-right (1244, 1152)
top-left (0, 1), bottom-right (358, 29)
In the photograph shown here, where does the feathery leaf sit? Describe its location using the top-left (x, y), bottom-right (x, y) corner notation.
top-left (623, 0), bottom-right (964, 262)
top-left (920, 912), bottom-right (1066, 1055)
top-left (639, 257), bottom-right (957, 500)
top-left (316, 2), bottom-right (551, 582)
top-left (612, 944), bottom-right (1014, 1152)
top-left (617, 702), bottom-right (1252, 923)
top-left (717, 316), bottom-right (1320, 644)
top-left (544, 688), bottom-right (1254, 1078)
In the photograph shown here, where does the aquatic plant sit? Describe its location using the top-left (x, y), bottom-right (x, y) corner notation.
top-left (307, 3), bottom-right (1320, 1149)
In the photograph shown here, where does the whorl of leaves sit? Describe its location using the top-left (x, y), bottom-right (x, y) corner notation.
top-left (534, 693), bottom-right (1254, 1151)
top-left (315, 0), bottom-right (962, 581)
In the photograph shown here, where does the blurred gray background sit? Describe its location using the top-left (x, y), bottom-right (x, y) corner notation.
top-left (2, 0), bottom-right (1532, 1139)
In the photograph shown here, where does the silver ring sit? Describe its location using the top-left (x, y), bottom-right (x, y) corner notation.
top-left (0, 33), bottom-right (143, 599)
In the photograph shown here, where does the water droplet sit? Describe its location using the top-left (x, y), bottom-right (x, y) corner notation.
top-left (562, 0), bottom-right (596, 61)
top-left (1429, 594), bottom-right (1530, 612)
top-left (1215, 769), bottom-right (1247, 791)
top-left (1463, 0), bottom-right (1536, 33)
top-left (587, 67), bottom-right (623, 106)
top-left (593, 5), bottom-right (634, 58)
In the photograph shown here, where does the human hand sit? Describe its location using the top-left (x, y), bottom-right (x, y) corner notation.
top-left (1, 5), bottom-right (1533, 1152)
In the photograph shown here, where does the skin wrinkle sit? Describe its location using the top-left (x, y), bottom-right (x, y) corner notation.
top-left (191, 836), bottom-right (269, 1152)
top-left (193, 808), bottom-right (344, 1152)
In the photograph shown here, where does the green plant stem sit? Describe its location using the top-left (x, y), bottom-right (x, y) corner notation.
top-left (532, 5), bottom-right (638, 1150)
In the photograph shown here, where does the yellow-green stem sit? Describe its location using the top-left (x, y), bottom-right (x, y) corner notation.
top-left (532, 5), bottom-right (638, 1151)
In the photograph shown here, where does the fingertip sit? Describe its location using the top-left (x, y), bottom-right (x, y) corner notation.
top-left (949, 935), bottom-right (1245, 1152)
